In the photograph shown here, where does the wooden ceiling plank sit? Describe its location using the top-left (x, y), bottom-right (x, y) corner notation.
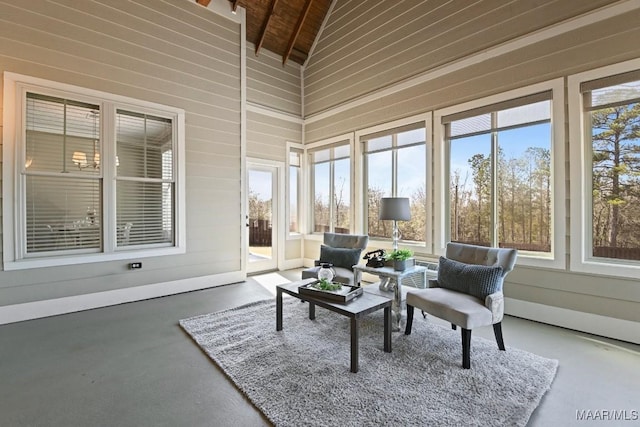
top-left (282, 0), bottom-right (314, 65)
top-left (196, 0), bottom-right (212, 6)
top-left (256, 0), bottom-right (279, 57)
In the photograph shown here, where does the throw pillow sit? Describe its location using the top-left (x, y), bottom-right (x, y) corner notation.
top-left (437, 256), bottom-right (504, 299)
top-left (319, 245), bottom-right (362, 270)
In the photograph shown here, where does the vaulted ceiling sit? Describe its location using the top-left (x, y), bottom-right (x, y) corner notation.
top-left (196, 0), bottom-right (333, 65)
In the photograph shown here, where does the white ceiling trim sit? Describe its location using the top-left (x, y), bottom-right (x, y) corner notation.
top-left (247, 102), bottom-right (304, 124)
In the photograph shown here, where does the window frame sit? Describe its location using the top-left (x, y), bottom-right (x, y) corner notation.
top-left (286, 141), bottom-right (304, 239)
top-left (355, 113), bottom-right (432, 252)
top-left (305, 133), bottom-right (354, 235)
top-left (434, 79), bottom-right (565, 269)
top-left (568, 58), bottom-right (640, 279)
top-left (2, 73), bottom-right (186, 270)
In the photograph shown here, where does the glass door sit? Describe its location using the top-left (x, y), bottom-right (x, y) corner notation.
top-left (247, 163), bottom-right (278, 273)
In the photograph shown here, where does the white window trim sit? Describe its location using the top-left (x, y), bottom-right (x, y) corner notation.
top-left (568, 58), bottom-right (640, 279)
top-left (2, 72), bottom-right (186, 270)
top-left (305, 133), bottom-right (354, 236)
top-left (433, 78), bottom-right (566, 269)
top-left (354, 112), bottom-right (433, 254)
top-left (286, 141), bottom-right (304, 240)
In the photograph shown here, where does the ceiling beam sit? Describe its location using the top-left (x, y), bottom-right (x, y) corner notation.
top-left (196, 0), bottom-right (211, 6)
top-left (282, 0), bottom-right (314, 65)
top-left (256, 0), bottom-right (279, 57)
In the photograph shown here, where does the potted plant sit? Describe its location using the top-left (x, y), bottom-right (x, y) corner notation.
top-left (386, 249), bottom-right (414, 271)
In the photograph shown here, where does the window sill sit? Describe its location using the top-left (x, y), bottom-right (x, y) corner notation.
top-left (571, 258), bottom-right (640, 280)
top-left (3, 246), bottom-right (185, 271)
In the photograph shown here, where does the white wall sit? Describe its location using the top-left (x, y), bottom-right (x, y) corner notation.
top-left (0, 1), bottom-right (243, 311)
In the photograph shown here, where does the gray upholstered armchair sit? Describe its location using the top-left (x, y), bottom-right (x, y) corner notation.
top-left (405, 242), bottom-right (517, 369)
top-left (301, 232), bottom-right (369, 286)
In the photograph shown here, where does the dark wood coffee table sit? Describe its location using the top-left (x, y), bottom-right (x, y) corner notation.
top-left (276, 279), bottom-right (392, 373)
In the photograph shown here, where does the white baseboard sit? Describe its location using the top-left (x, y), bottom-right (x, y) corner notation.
top-left (505, 297), bottom-right (640, 344)
top-left (0, 271), bottom-right (245, 325)
top-left (282, 258), bottom-right (304, 270)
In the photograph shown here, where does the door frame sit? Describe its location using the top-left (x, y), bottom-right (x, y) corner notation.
top-left (245, 158), bottom-right (285, 274)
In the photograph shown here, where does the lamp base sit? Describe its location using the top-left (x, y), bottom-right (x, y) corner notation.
top-left (392, 220), bottom-right (401, 251)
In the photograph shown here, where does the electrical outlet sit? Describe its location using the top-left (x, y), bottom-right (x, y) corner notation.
top-left (129, 262), bottom-right (142, 269)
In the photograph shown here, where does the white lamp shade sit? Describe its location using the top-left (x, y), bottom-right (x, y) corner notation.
top-left (379, 197), bottom-right (411, 221)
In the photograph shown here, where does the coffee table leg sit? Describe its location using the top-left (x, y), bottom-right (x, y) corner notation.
top-left (384, 306), bottom-right (392, 352)
top-left (308, 302), bottom-right (316, 320)
top-left (276, 289), bottom-right (283, 331)
top-left (350, 317), bottom-right (359, 373)
top-left (391, 279), bottom-right (401, 332)
top-left (309, 302), bottom-right (316, 320)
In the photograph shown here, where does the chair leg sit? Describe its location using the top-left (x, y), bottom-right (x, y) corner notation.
top-left (404, 304), bottom-right (414, 335)
top-left (461, 328), bottom-right (471, 369)
top-left (451, 323), bottom-right (456, 330)
top-left (493, 322), bottom-right (506, 351)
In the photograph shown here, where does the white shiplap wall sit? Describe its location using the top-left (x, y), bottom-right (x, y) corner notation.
top-left (305, 0), bottom-right (617, 117)
top-left (0, 0), bottom-right (243, 307)
top-left (247, 45), bottom-right (302, 116)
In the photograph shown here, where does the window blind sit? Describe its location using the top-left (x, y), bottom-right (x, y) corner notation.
top-left (116, 110), bottom-right (174, 247)
top-left (443, 91), bottom-right (552, 138)
top-left (361, 122), bottom-right (425, 153)
top-left (309, 140), bottom-right (350, 163)
top-left (580, 69), bottom-right (640, 109)
top-left (24, 93), bottom-right (102, 253)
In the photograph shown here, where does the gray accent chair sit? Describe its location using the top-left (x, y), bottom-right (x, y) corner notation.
top-left (404, 242), bottom-right (517, 369)
top-left (301, 232), bottom-right (369, 286)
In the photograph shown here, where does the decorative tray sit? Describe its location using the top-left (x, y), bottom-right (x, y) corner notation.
top-left (298, 281), bottom-right (363, 304)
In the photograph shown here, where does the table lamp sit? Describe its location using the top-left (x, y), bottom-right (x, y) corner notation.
top-left (379, 197), bottom-right (410, 251)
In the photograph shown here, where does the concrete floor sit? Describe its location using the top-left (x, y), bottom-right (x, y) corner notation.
top-left (1, 270), bottom-right (638, 427)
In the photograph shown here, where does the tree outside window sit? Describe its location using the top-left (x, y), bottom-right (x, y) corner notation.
top-left (310, 144), bottom-right (350, 234)
top-left (446, 96), bottom-right (553, 254)
top-left (586, 78), bottom-right (640, 261)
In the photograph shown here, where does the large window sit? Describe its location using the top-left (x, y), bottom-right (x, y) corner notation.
top-left (435, 80), bottom-right (565, 267)
top-left (444, 92), bottom-right (552, 254)
top-left (569, 61), bottom-right (640, 277)
top-left (3, 74), bottom-right (185, 269)
top-left (309, 141), bottom-right (351, 234)
top-left (362, 124), bottom-right (426, 244)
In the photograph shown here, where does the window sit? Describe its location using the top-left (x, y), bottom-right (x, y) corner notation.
top-left (288, 147), bottom-right (302, 234)
top-left (24, 94), bottom-right (103, 253)
top-left (444, 92), bottom-right (552, 253)
top-left (3, 74), bottom-right (185, 269)
top-left (435, 80), bottom-right (565, 267)
top-left (116, 110), bottom-right (175, 246)
top-left (361, 123), bottom-right (427, 245)
top-left (569, 60), bottom-right (640, 278)
top-left (308, 140), bottom-right (351, 234)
